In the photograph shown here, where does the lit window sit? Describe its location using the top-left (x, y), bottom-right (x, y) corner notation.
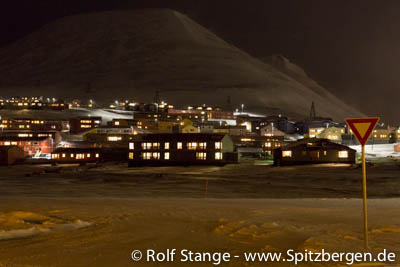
top-left (196, 152), bottom-right (207, 160)
top-left (215, 142), bottom-right (222, 149)
top-left (71, 153), bottom-right (74, 158)
top-left (187, 142), bottom-right (197, 150)
top-left (164, 152), bottom-right (170, 160)
top-left (152, 152), bottom-right (160, 159)
top-left (76, 154), bottom-right (84, 159)
top-left (142, 142), bottom-right (152, 150)
top-left (87, 153), bottom-right (91, 158)
top-left (164, 142), bottom-right (170, 150)
top-left (324, 151), bottom-right (327, 156)
top-left (95, 153), bottom-right (99, 158)
top-left (152, 143), bottom-right (160, 149)
top-left (107, 136), bottom-right (122, 141)
top-left (114, 121), bottom-right (120, 126)
top-left (129, 152), bottom-right (134, 159)
top-left (338, 151), bottom-right (348, 158)
top-left (265, 142), bottom-right (272, 147)
top-left (142, 152), bottom-right (151, 160)
top-left (282, 151), bottom-right (292, 157)
top-left (215, 152), bottom-right (222, 160)
top-left (177, 142), bottom-right (183, 149)
top-left (129, 143), bottom-right (134, 150)
top-left (62, 153), bottom-right (66, 158)
top-left (198, 142), bottom-right (207, 149)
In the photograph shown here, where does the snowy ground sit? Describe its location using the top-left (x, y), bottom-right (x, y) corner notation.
top-left (0, 163), bottom-right (399, 266)
top-left (350, 143), bottom-right (400, 159)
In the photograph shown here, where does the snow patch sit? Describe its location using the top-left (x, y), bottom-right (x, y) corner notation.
top-left (0, 227), bottom-right (50, 241)
top-left (0, 211), bottom-right (91, 241)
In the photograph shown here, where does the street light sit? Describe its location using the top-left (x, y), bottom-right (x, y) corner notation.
top-left (241, 104), bottom-right (244, 113)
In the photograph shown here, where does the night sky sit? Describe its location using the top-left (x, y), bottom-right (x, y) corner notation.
top-left (1, 0), bottom-right (399, 124)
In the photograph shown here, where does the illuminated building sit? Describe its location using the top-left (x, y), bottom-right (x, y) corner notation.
top-left (128, 133), bottom-right (237, 166)
top-left (273, 139), bottom-right (355, 166)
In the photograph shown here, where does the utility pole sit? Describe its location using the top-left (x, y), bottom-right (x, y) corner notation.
top-left (310, 101), bottom-right (316, 120)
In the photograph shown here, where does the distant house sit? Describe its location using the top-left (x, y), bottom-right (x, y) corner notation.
top-left (260, 125), bottom-right (285, 137)
top-left (199, 124), bottom-right (214, 133)
top-left (296, 118), bottom-right (334, 137)
top-left (69, 117), bottom-right (102, 134)
top-left (391, 127), bottom-right (400, 143)
top-left (108, 119), bottom-right (137, 128)
top-left (273, 138), bottom-right (356, 166)
top-left (82, 127), bottom-right (145, 148)
top-left (213, 125), bottom-right (248, 136)
top-left (232, 135), bottom-right (283, 156)
top-left (343, 124), bottom-right (391, 145)
top-left (0, 146), bottom-right (25, 165)
top-left (317, 126), bottom-right (345, 143)
top-left (371, 125), bottom-right (390, 144)
top-left (181, 124), bottom-right (198, 133)
top-left (128, 133), bottom-right (237, 166)
top-left (0, 118), bottom-right (68, 132)
top-left (247, 116), bottom-right (297, 135)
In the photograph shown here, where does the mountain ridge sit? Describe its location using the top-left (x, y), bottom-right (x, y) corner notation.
top-left (0, 9), bottom-right (364, 120)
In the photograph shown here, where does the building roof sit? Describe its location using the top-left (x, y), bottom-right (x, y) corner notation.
top-left (71, 116), bottom-right (102, 120)
top-left (52, 147), bottom-right (101, 153)
top-left (280, 138), bottom-right (355, 151)
top-left (0, 136), bottom-right (50, 141)
top-left (131, 133), bottom-right (228, 142)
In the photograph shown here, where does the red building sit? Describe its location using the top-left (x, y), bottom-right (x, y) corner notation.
top-left (0, 131), bottom-right (62, 144)
top-left (0, 136), bottom-right (54, 157)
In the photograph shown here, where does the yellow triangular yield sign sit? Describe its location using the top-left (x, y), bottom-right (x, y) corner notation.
top-left (353, 122), bottom-right (371, 139)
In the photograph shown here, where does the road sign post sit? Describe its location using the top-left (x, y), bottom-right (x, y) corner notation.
top-left (345, 117), bottom-right (379, 249)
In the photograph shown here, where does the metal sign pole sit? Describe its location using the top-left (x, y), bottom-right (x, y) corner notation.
top-left (361, 144), bottom-right (369, 249)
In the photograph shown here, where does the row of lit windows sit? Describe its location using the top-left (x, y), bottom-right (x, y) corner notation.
top-left (1, 141), bottom-right (41, 146)
top-left (51, 153), bottom-right (99, 159)
top-left (18, 134), bottom-right (33, 137)
top-left (2, 141), bottom-right (18, 146)
top-left (187, 142), bottom-right (207, 150)
top-left (130, 142), bottom-right (221, 150)
top-left (128, 152), bottom-right (222, 160)
top-left (282, 150), bottom-right (349, 158)
top-left (7, 133), bottom-right (51, 138)
top-left (264, 142), bottom-right (281, 148)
